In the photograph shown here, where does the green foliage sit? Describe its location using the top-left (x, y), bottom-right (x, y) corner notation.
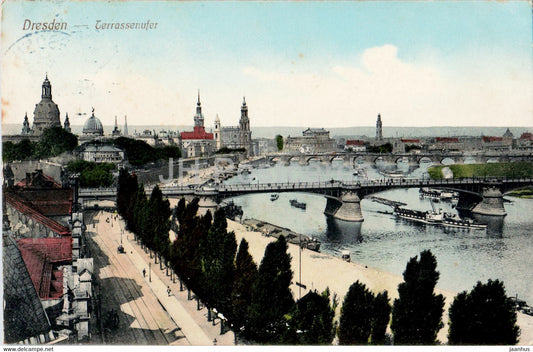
top-left (114, 137), bottom-right (181, 166)
top-left (275, 135), bottom-right (284, 151)
top-left (2, 139), bottom-right (36, 162)
top-left (148, 185), bottom-right (171, 260)
top-left (247, 235), bottom-right (294, 343)
top-left (215, 147), bottom-right (246, 154)
top-left (367, 143), bottom-right (393, 154)
top-left (67, 160), bottom-right (115, 187)
top-left (507, 186), bottom-right (533, 198)
top-left (231, 238), bottom-right (258, 334)
top-left (200, 208), bottom-right (237, 317)
top-left (391, 250), bottom-right (445, 345)
top-left (284, 288), bottom-right (337, 345)
top-left (3, 127), bottom-right (78, 162)
top-left (170, 198), bottom-right (205, 292)
top-left (371, 291), bottom-right (392, 344)
top-left (428, 162), bottom-right (533, 179)
top-left (35, 127), bottom-right (78, 158)
top-left (338, 281), bottom-right (375, 344)
top-left (448, 279), bottom-right (520, 345)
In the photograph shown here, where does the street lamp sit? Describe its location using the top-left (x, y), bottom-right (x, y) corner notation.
top-left (149, 262), bottom-right (152, 282)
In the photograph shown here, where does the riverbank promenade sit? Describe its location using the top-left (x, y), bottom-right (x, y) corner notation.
top-left (91, 210), bottom-right (234, 345)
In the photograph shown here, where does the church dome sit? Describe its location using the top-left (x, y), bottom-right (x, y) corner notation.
top-left (82, 109), bottom-right (104, 136)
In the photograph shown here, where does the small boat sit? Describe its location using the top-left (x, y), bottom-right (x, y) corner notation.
top-left (270, 193), bottom-right (279, 201)
top-left (290, 199), bottom-right (307, 210)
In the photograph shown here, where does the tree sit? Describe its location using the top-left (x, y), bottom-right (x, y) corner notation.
top-left (247, 235), bottom-right (294, 343)
top-left (170, 198), bottom-right (205, 292)
top-left (35, 127), bottom-right (78, 158)
top-left (285, 288), bottom-right (337, 345)
top-left (391, 250), bottom-right (445, 345)
top-left (130, 184), bottom-right (149, 244)
top-left (148, 185), bottom-right (171, 263)
top-left (338, 281), bottom-right (375, 344)
top-left (371, 291), bottom-right (391, 344)
top-left (448, 279), bottom-right (520, 345)
top-left (231, 238), bottom-right (258, 335)
top-left (275, 135), bottom-right (283, 151)
top-left (200, 208), bottom-right (237, 317)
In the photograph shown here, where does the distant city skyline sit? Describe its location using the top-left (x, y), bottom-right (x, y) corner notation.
top-left (1, 1), bottom-right (532, 128)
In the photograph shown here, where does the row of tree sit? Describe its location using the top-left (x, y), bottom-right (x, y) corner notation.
top-left (3, 127), bottom-right (78, 162)
top-left (113, 137), bottom-right (181, 166)
top-left (116, 169), bottom-right (520, 345)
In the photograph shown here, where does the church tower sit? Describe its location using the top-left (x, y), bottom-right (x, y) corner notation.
top-left (32, 75), bottom-right (61, 136)
top-left (194, 91), bottom-right (204, 128)
top-left (214, 114), bottom-right (222, 150)
top-left (63, 113), bottom-right (71, 133)
top-left (239, 97), bottom-right (252, 156)
top-left (123, 116), bottom-right (128, 136)
top-left (21, 113), bottom-right (31, 135)
top-left (376, 113), bottom-right (383, 141)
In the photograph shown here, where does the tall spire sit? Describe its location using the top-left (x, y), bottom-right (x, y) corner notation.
top-left (63, 113), bottom-right (71, 133)
top-left (123, 116), bottom-right (128, 136)
top-left (21, 112), bottom-right (31, 134)
top-left (194, 91), bottom-right (204, 128)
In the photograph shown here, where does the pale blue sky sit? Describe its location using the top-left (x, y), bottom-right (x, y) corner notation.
top-left (1, 1), bottom-right (531, 127)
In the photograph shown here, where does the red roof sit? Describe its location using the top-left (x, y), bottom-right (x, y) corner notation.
top-left (16, 170), bottom-right (61, 188)
top-left (401, 138), bottom-right (420, 143)
top-left (346, 140), bottom-right (365, 146)
top-left (17, 237), bottom-right (72, 299)
top-left (482, 136), bottom-right (503, 143)
top-left (436, 137), bottom-right (459, 143)
top-left (5, 191), bottom-right (71, 236)
top-left (10, 189), bottom-right (73, 216)
top-left (520, 132), bottom-right (533, 141)
top-left (181, 126), bottom-right (214, 140)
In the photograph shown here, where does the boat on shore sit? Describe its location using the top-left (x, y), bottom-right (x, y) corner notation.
top-left (270, 193), bottom-right (279, 201)
top-left (290, 199), bottom-right (307, 210)
top-left (243, 218), bottom-right (321, 252)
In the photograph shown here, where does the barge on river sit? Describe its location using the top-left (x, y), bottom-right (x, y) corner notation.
top-left (393, 206), bottom-right (486, 230)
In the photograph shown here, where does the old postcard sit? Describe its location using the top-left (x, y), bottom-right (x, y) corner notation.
top-left (2, 0), bottom-right (532, 349)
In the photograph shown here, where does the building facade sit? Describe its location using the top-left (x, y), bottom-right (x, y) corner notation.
top-left (180, 93), bottom-right (215, 158)
top-left (214, 97), bottom-right (253, 156)
top-left (285, 128), bottom-right (337, 153)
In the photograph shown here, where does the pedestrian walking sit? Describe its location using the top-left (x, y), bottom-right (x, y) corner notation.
top-left (143, 268), bottom-right (146, 277)
top-left (167, 286), bottom-right (171, 297)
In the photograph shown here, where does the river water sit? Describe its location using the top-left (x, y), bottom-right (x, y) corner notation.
top-left (223, 160), bottom-right (533, 304)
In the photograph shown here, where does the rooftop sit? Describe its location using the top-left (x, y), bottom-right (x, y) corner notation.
top-left (17, 237), bottom-right (72, 299)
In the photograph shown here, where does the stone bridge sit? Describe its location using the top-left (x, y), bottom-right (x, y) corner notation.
top-left (79, 177), bottom-right (533, 222)
top-left (264, 151), bottom-right (533, 167)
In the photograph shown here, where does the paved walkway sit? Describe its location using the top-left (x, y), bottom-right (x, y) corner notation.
top-left (96, 211), bottom-right (234, 346)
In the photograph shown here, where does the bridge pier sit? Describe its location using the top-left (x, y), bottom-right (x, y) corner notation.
top-left (471, 187), bottom-right (506, 217)
top-left (324, 192), bottom-right (364, 222)
top-left (197, 196), bottom-right (218, 216)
